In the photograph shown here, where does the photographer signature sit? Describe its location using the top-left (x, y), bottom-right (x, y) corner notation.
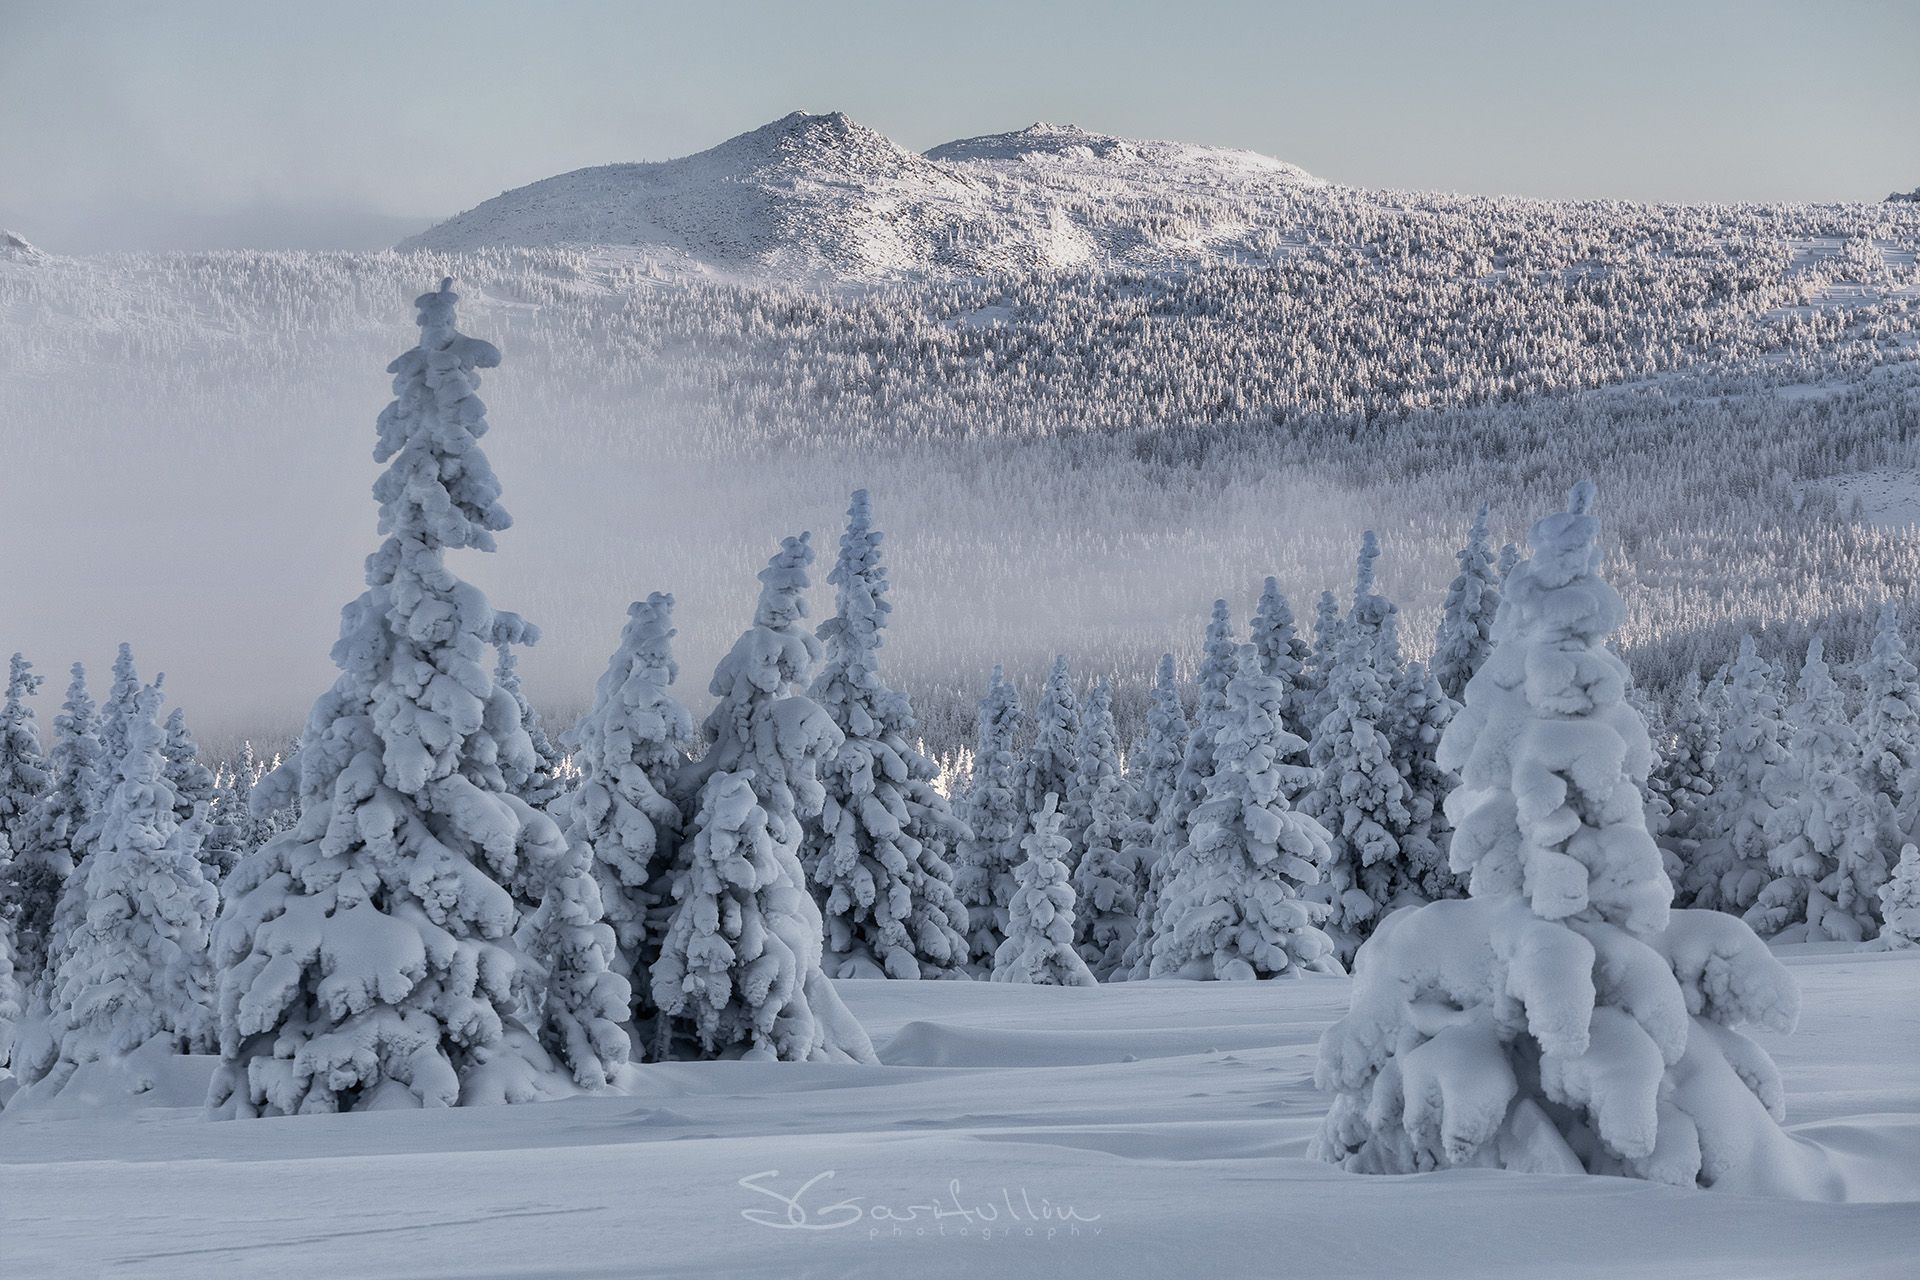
top-left (738, 1170), bottom-right (1102, 1231)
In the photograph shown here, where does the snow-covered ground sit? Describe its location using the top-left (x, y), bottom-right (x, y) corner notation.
top-left (1814, 468), bottom-right (1920, 528)
top-left (3, 948), bottom-right (1914, 1278)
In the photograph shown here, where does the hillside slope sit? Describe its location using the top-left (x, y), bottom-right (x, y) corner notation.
top-left (400, 111), bottom-right (1326, 278)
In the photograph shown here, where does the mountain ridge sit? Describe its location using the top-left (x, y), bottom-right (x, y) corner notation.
top-left (399, 110), bottom-right (1325, 280)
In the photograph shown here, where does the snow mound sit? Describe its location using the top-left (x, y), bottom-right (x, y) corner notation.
top-left (402, 111), bottom-right (1324, 280)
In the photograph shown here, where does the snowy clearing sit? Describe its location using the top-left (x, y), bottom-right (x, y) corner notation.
top-left (3, 948), bottom-right (1914, 1279)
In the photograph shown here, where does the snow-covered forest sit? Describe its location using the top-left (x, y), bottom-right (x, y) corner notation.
top-left (4, 102), bottom-right (1919, 1278)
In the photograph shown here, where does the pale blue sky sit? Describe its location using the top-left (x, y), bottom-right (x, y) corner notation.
top-left (2, 0), bottom-right (1915, 251)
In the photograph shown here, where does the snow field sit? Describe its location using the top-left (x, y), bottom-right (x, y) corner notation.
top-left (2, 948), bottom-right (1915, 1279)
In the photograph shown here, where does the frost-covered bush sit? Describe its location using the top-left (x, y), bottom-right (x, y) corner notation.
top-left (518, 836), bottom-right (630, 1089)
top-left (651, 534), bottom-right (876, 1062)
top-left (1072, 771), bottom-right (1142, 980)
top-left (992, 794), bottom-right (1095, 987)
top-left (807, 491), bottom-right (970, 980)
top-left (209, 280), bottom-right (570, 1116)
top-left (1316, 484), bottom-right (1807, 1194)
top-left (563, 593), bottom-right (693, 1046)
top-left (1151, 647), bottom-right (1339, 980)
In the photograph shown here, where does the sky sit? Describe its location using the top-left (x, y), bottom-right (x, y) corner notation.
top-left (1, 0), bottom-right (1916, 251)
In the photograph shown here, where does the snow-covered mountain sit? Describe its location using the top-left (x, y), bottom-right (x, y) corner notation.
top-left (400, 111), bottom-right (1324, 279)
top-left (0, 229), bottom-right (44, 261)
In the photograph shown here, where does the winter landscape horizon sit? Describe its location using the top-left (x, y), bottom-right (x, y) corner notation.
top-left (3, 4), bottom-right (1919, 1278)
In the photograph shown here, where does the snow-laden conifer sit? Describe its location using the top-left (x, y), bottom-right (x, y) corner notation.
top-left (992, 794), bottom-right (1095, 986)
top-left (1119, 654), bottom-right (1188, 980)
top-left (0, 654), bottom-right (48, 848)
top-left (1071, 772), bottom-right (1141, 980)
top-left (1859, 602), bottom-right (1920, 858)
top-left (1879, 843), bottom-right (1920, 947)
top-left (1162, 601), bottom-right (1238, 855)
top-left (92, 644), bottom-right (142, 796)
top-left (160, 706), bottom-right (224, 880)
top-left (1065, 679), bottom-right (1122, 866)
top-left (1649, 673), bottom-right (1718, 895)
top-left (1250, 577), bottom-right (1309, 711)
top-left (953, 667), bottom-right (1023, 972)
top-left (1299, 589), bottom-right (1345, 735)
top-left (1430, 504), bottom-right (1500, 702)
top-left (15, 685), bottom-right (217, 1094)
top-left (517, 836), bottom-right (630, 1089)
top-left (496, 643), bottom-right (568, 812)
top-left (1151, 647), bottom-right (1339, 980)
top-left (0, 856), bottom-right (18, 1064)
top-left (1022, 655), bottom-right (1082, 858)
top-left (563, 593), bottom-right (693, 1044)
top-left (4, 665), bottom-right (102, 989)
top-left (209, 280), bottom-right (570, 1115)
top-left (1316, 484), bottom-right (1808, 1193)
top-left (1302, 534), bottom-right (1417, 953)
top-left (807, 491), bottom-right (970, 979)
top-left (651, 535), bottom-right (875, 1062)
top-left (1683, 637), bottom-right (1788, 913)
top-left (1744, 638), bottom-right (1884, 943)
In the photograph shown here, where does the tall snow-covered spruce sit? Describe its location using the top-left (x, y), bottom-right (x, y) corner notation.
top-left (650, 534), bottom-right (876, 1062)
top-left (14, 685), bottom-right (218, 1095)
top-left (993, 794), bottom-right (1096, 986)
top-left (563, 593), bottom-right (693, 1049)
top-left (1151, 647), bottom-right (1339, 980)
top-left (208, 280), bottom-right (571, 1115)
top-left (1119, 653), bottom-right (1188, 980)
top-left (806, 491), bottom-right (970, 980)
top-left (0, 653), bottom-right (48, 850)
top-left (1430, 504), bottom-right (1501, 702)
top-left (1315, 484), bottom-right (1812, 1194)
top-left (4, 664), bottom-right (102, 990)
top-left (953, 667), bottom-right (1024, 973)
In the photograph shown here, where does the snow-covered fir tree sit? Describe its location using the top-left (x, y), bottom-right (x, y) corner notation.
top-left (92, 643), bottom-right (142, 794)
top-left (1429, 503), bottom-right (1501, 702)
top-left (1315, 484), bottom-right (1808, 1192)
top-left (160, 706), bottom-right (223, 879)
top-left (14, 685), bottom-right (218, 1095)
top-left (651, 534), bottom-right (875, 1063)
top-left (562, 593), bottom-right (693, 1048)
top-left (1389, 656), bottom-right (1457, 899)
top-left (1879, 843), bottom-right (1920, 948)
top-left (1022, 655), bottom-right (1083, 859)
top-left (1118, 653), bottom-right (1189, 980)
top-left (992, 794), bottom-right (1095, 986)
top-left (495, 643), bottom-right (568, 812)
top-left (3, 664), bottom-right (102, 989)
top-left (1858, 602), bottom-right (1920, 860)
top-left (1065, 679), bottom-right (1122, 869)
top-left (1302, 534), bottom-right (1417, 955)
top-left (953, 666), bottom-right (1023, 973)
top-left (1744, 637), bottom-right (1883, 943)
top-left (1683, 636), bottom-right (1789, 913)
top-left (1299, 589), bottom-right (1345, 735)
top-left (517, 836), bottom-right (630, 1089)
top-left (1648, 672), bottom-right (1718, 892)
top-left (806, 491), bottom-right (970, 980)
top-left (1151, 647), bottom-right (1339, 980)
top-left (1071, 769), bottom-right (1141, 980)
top-left (0, 653), bottom-right (48, 848)
top-left (1161, 600), bottom-right (1239, 858)
top-left (1250, 577), bottom-right (1309, 712)
top-left (208, 280), bottom-right (570, 1115)
top-left (0, 852), bottom-right (18, 1065)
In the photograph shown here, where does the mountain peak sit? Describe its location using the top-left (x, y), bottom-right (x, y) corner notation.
top-left (0, 229), bottom-right (43, 260)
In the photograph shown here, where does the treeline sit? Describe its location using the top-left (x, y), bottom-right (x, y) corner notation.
top-left (2, 281), bottom-right (1916, 1118)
